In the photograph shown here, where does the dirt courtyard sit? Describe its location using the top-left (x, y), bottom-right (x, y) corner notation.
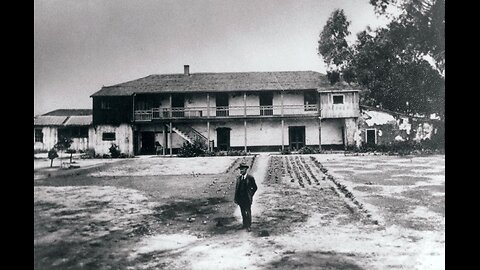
top-left (34, 153), bottom-right (445, 270)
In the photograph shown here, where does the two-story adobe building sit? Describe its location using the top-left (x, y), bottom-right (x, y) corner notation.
top-left (89, 66), bottom-right (361, 155)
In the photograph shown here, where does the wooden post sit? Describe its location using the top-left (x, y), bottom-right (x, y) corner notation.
top-left (169, 94), bottom-right (172, 117)
top-left (132, 93), bottom-right (136, 122)
top-left (207, 121), bottom-right (210, 151)
top-left (244, 120), bottom-right (247, 153)
top-left (281, 91), bottom-right (284, 116)
top-left (169, 122), bottom-right (173, 156)
top-left (207, 93), bottom-right (210, 118)
top-left (281, 119), bottom-right (285, 151)
top-left (163, 124), bottom-right (167, 155)
top-left (318, 117), bottom-right (322, 152)
top-left (243, 92), bottom-right (247, 116)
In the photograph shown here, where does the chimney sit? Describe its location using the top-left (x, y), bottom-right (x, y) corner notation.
top-left (184, 65), bottom-right (190, 76)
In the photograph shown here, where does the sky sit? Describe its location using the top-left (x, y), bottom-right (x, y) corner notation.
top-left (34, 0), bottom-right (391, 116)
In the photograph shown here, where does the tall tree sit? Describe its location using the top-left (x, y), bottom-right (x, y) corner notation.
top-left (317, 9), bottom-right (352, 85)
top-left (317, 1), bottom-right (445, 118)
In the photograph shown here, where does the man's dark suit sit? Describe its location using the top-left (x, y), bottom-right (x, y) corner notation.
top-left (234, 173), bottom-right (257, 229)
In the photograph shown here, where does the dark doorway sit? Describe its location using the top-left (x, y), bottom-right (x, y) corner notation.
top-left (217, 128), bottom-right (231, 151)
top-left (216, 93), bottom-right (229, 116)
top-left (366, 129), bottom-right (376, 146)
top-left (141, 132), bottom-right (156, 154)
top-left (259, 92), bottom-right (273, 115)
top-left (289, 126), bottom-right (305, 150)
top-left (172, 93), bottom-right (185, 117)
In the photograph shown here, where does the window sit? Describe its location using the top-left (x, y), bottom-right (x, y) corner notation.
top-left (102, 132), bottom-right (116, 141)
top-left (35, 128), bottom-right (43, 143)
top-left (333, 95), bottom-right (344, 104)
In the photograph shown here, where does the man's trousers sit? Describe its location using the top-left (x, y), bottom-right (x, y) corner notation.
top-left (239, 204), bottom-right (252, 228)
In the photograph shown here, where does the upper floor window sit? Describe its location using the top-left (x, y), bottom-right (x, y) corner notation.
top-left (333, 95), bottom-right (344, 104)
top-left (102, 132), bottom-right (116, 141)
top-left (35, 128), bottom-right (43, 142)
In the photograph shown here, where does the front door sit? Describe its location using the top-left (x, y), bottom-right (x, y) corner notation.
top-left (289, 126), bottom-right (305, 150)
top-left (217, 128), bottom-right (230, 151)
top-left (141, 132), bottom-right (156, 154)
top-left (366, 129), bottom-right (376, 146)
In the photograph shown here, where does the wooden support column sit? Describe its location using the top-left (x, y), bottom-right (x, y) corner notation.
top-left (281, 91), bottom-right (284, 151)
top-left (132, 93), bottom-right (136, 122)
top-left (169, 94), bottom-right (172, 117)
top-left (318, 117), bottom-right (322, 152)
top-left (243, 92), bottom-right (247, 116)
top-left (244, 120), bottom-right (247, 153)
top-left (281, 119), bottom-right (285, 151)
top-left (163, 124), bottom-right (167, 155)
top-left (207, 93), bottom-right (211, 152)
top-left (169, 122), bottom-right (173, 156)
top-left (207, 121), bottom-right (210, 151)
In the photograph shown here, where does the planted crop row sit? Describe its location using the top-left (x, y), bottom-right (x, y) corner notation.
top-left (299, 156), bottom-right (320, 185)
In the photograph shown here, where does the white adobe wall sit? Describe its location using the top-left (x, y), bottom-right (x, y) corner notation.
top-left (90, 124), bottom-right (134, 155)
top-left (320, 119), bottom-right (344, 145)
top-left (34, 127), bottom-right (57, 151)
top-left (70, 137), bottom-right (90, 152)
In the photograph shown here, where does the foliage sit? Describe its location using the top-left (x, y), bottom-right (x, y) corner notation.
top-left (298, 146), bottom-right (319, 154)
top-left (81, 148), bottom-right (96, 159)
top-left (280, 147), bottom-right (292, 155)
top-left (317, 1), bottom-right (445, 118)
top-left (109, 143), bottom-right (121, 158)
top-left (177, 139), bottom-right (207, 157)
top-left (55, 137), bottom-right (73, 151)
top-left (317, 9), bottom-right (352, 84)
top-left (48, 148), bottom-right (58, 167)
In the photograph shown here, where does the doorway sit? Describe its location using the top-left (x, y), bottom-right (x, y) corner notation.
top-left (259, 92), bottom-right (273, 115)
top-left (141, 132), bottom-right (156, 154)
top-left (366, 129), bottom-right (376, 146)
top-left (217, 128), bottom-right (231, 151)
top-left (289, 126), bottom-right (305, 150)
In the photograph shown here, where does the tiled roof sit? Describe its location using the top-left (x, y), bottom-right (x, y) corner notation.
top-left (34, 115), bottom-right (92, 127)
top-left (42, 109), bottom-right (92, 116)
top-left (63, 115), bottom-right (92, 126)
top-left (33, 116), bottom-right (68, 126)
top-left (91, 71), bottom-right (357, 97)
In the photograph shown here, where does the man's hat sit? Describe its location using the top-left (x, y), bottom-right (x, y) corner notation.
top-left (237, 162), bottom-right (249, 169)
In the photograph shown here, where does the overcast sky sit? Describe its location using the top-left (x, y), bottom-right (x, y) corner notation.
top-left (34, 0), bottom-right (390, 116)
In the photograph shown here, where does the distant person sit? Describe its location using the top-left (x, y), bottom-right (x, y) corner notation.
top-left (234, 162), bottom-right (257, 232)
top-left (155, 141), bottom-right (163, 155)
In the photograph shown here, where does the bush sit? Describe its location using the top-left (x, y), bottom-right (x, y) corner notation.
top-left (298, 146), bottom-right (319, 154)
top-left (48, 148), bottom-right (58, 167)
top-left (178, 139), bottom-right (207, 157)
top-left (81, 148), bottom-right (96, 159)
top-left (281, 147), bottom-right (292, 155)
top-left (227, 150), bottom-right (247, 156)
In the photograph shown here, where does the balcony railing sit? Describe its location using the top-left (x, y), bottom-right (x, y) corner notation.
top-left (134, 104), bottom-right (320, 121)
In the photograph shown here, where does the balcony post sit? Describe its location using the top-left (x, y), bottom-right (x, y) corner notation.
top-left (318, 117), bottom-right (322, 152)
top-left (169, 122), bottom-right (173, 156)
top-left (281, 91), bottom-right (284, 116)
top-left (244, 120), bottom-right (247, 152)
top-left (169, 94), bottom-right (172, 117)
top-left (207, 93), bottom-right (210, 118)
top-left (207, 121), bottom-right (210, 151)
top-left (163, 124), bottom-right (167, 155)
top-left (281, 119), bottom-right (284, 151)
top-left (243, 92), bottom-right (247, 117)
top-left (132, 93), bottom-right (136, 122)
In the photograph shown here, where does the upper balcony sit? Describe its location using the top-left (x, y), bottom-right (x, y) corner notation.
top-left (134, 104), bottom-right (319, 122)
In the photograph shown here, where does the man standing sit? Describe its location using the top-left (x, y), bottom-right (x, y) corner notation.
top-left (234, 162), bottom-right (257, 232)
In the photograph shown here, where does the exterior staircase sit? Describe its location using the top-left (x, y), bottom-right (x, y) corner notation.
top-left (167, 124), bottom-right (209, 147)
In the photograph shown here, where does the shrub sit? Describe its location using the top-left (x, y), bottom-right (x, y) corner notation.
top-left (178, 139), bottom-right (207, 157)
top-left (298, 146), bottom-right (318, 154)
top-left (81, 148), bottom-right (96, 159)
top-left (281, 147), bottom-right (291, 155)
top-left (48, 148), bottom-right (58, 167)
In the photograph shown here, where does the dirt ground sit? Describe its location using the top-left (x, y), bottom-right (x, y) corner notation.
top-left (34, 153), bottom-right (445, 270)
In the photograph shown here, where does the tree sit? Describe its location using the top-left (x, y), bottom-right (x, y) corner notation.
top-left (55, 136), bottom-right (73, 166)
top-left (48, 148), bottom-right (58, 168)
top-left (317, 9), bottom-right (353, 84)
top-left (317, 1), bottom-right (445, 118)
